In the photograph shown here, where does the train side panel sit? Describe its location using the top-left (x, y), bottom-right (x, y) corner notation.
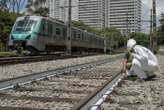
top-left (9, 15), bottom-right (109, 53)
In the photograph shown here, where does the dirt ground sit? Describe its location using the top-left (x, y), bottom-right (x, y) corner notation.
top-left (102, 55), bottom-right (164, 110)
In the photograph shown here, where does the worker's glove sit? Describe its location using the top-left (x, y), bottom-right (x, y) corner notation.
top-left (126, 62), bottom-right (132, 70)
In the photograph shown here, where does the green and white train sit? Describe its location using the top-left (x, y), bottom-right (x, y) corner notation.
top-left (8, 16), bottom-right (111, 53)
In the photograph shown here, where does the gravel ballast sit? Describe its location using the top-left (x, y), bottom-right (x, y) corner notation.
top-left (0, 54), bottom-right (121, 80)
top-left (0, 57), bottom-right (123, 110)
top-left (101, 55), bottom-right (164, 110)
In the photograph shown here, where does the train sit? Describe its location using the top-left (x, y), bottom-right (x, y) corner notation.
top-left (8, 16), bottom-right (111, 54)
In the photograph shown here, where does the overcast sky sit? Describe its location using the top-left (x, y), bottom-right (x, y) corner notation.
top-left (142, 0), bottom-right (164, 32)
top-left (142, 0), bottom-right (164, 17)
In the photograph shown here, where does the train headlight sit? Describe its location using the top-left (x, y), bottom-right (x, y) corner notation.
top-left (26, 35), bottom-right (31, 39)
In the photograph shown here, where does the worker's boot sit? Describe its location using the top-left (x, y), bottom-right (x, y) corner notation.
top-left (145, 72), bottom-right (156, 81)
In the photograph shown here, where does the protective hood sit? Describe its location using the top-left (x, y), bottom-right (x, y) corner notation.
top-left (127, 39), bottom-right (136, 49)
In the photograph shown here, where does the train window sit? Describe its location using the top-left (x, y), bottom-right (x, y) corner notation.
top-left (86, 35), bottom-right (89, 42)
top-left (41, 20), bottom-right (48, 36)
top-left (81, 33), bottom-right (84, 40)
top-left (73, 31), bottom-right (76, 39)
top-left (90, 35), bottom-right (93, 42)
top-left (13, 19), bottom-right (37, 32)
top-left (42, 23), bottom-right (45, 33)
top-left (77, 33), bottom-right (81, 40)
top-left (63, 28), bottom-right (66, 38)
top-left (48, 23), bottom-right (53, 36)
top-left (56, 28), bottom-right (61, 36)
top-left (45, 21), bottom-right (48, 34)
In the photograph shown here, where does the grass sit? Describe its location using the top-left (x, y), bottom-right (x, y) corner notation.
top-left (126, 75), bottom-right (138, 81)
top-left (0, 51), bottom-right (17, 57)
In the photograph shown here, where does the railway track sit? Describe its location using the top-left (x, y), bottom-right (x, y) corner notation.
top-left (0, 54), bottom-right (97, 65)
top-left (0, 55), bottom-right (124, 110)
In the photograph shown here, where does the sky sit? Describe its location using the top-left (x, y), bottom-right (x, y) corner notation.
top-left (142, 0), bottom-right (164, 17)
top-left (142, 0), bottom-right (164, 32)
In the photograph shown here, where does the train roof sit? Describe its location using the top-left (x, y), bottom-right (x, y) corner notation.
top-left (16, 15), bottom-right (41, 21)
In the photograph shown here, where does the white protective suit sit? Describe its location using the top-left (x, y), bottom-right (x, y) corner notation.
top-left (127, 39), bottom-right (159, 79)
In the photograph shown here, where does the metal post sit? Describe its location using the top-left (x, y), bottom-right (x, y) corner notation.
top-left (150, 9), bottom-right (153, 50)
top-left (104, 32), bottom-right (107, 53)
top-left (126, 10), bottom-right (130, 39)
top-left (103, 0), bottom-right (107, 53)
top-left (152, 0), bottom-right (157, 53)
top-left (66, 0), bottom-right (72, 55)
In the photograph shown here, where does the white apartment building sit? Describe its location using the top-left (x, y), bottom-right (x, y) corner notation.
top-left (78, 0), bottom-right (141, 34)
top-left (27, 0), bottom-right (141, 34)
top-left (48, 0), bottom-right (60, 20)
top-left (78, 0), bottom-right (105, 29)
top-left (49, 0), bottom-right (78, 22)
top-left (27, 0), bottom-right (78, 22)
top-left (107, 0), bottom-right (141, 35)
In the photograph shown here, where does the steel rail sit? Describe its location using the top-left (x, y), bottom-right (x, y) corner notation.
top-left (0, 54), bottom-right (97, 65)
top-left (72, 70), bottom-right (124, 110)
top-left (0, 55), bottom-right (123, 91)
top-left (0, 106), bottom-right (49, 110)
top-left (0, 55), bottom-right (59, 65)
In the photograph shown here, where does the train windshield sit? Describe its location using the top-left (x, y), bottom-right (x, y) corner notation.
top-left (13, 18), bottom-right (37, 32)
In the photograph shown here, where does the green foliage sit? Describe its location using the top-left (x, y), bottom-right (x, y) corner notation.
top-left (0, 0), bottom-right (26, 13)
top-left (129, 32), bottom-right (149, 47)
top-left (101, 27), bottom-right (126, 48)
top-left (26, 0), bottom-right (49, 16)
top-left (101, 27), bottom-right (121, 39)
top-left (0, 51), bottom-right (17, 57)
top-left (33, 7), bottom-right (49, 16)
top-left (0, 10), bottom-right (18, 44)
top-left (157, 13), bottom-right (164, 45)
top-left (72, 21), bottom-right (126, 48)
top-left (71, 21), bottom-right (101, 35)
top-left (0, 0), bottom-right (9, 12)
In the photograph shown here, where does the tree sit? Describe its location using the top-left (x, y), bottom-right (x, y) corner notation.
top-left (72, 22), bottom-right (125, 48)
top-left (72, 20), bottom-right (101, 35)
top-left (101, 27), bottom-right (125, 48)
top-left (129, 32), bottom-right (149, 47)
top-left (26, 0), bottom-right (49, 16)
top-left (0, 0), bottom-right (10, 11)
top-left (0, 0), bottom-right (26, 13)
top-left (157, 13), bottom-right (164, 45)
top-left (0, 10), bottom-right (17, 44)
top-left (15, 0), bottom-right (27, 14)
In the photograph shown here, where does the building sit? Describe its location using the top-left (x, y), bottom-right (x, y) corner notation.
top-left (78, 0), bottom-right (141, 34)
top-left (49, 0), bottom-right (60, 20)
top-left (78, 0), bottom-right (106, 29)
top-left (48, 0), bottom-right (78, 22)
top-left (107, 0), bottom-right (141, 35)
top-left (26, 0), bottom-right (78, 22)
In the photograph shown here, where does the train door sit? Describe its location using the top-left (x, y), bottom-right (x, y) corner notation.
top-left (37, 19), bottom-right (49, 51)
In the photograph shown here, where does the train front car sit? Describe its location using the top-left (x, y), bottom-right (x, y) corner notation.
top-left (8, 16), bottom-right (42, 53)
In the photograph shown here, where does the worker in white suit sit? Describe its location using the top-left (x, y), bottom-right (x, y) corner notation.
top-left (124, 39), bottom-right (159, 80)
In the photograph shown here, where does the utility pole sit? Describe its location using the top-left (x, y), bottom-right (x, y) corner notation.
top-left (103, 0), bottom-right (107, 53)
top-left (126, 10), bottom-right (130, 39)
top-left (66, 0), bottom-right (72, 55)
top-left (150, 9), bottom-right (153, 49)
top-left (152, 0), bottom-right (157, 53)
